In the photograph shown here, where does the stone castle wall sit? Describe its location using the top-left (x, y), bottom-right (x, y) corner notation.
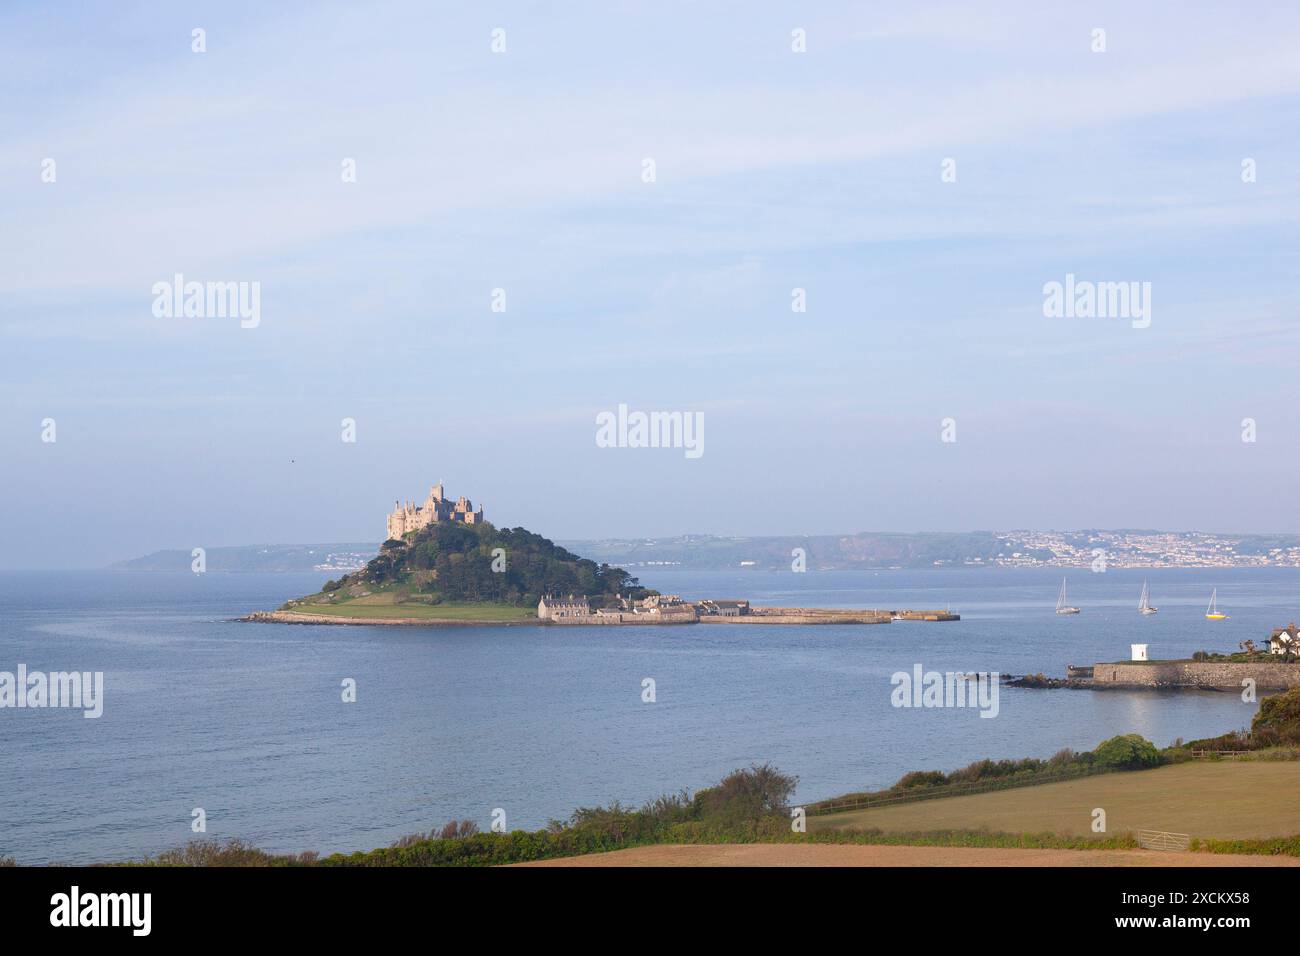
top-left (1092, 661), bottom-right (1300, 690)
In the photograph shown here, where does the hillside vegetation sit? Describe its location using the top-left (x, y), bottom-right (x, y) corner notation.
top-left (1186, 685), bottom-right (1300, 751)
top-left (286, 521), bottom-right (652, 613)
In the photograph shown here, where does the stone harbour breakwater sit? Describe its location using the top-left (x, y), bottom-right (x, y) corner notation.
top-left (1010, 660), bottom-right (1300, 691)
top-left (700, 607), bottom-right (891, 625)
top-left (1091, 661), bottom-right (1300, 691)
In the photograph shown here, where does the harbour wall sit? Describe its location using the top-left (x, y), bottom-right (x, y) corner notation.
top-left (546, 612), bottom-right (696, 625)
top-left (891, 610), bottom-right (960, 621)
top-left (703, 610), bottom-right (890, 625)
top-left (1092, 661), bottom-right (1300, 690)
top-left (547, 606), bottom-right (897, 625)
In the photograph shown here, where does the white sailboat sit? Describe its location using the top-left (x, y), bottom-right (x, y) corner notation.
top-left (1205, 588), bottom-right (1228, 621)
top-left (1138, 580), bottom-right (1158, 615)
top-left (1056, 577), bottom-right (1080, 615)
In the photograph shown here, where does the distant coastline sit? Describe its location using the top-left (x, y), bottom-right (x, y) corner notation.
top-left (113, 529), bottom-right (1300, 574)
top-left (111, 543), bottom-right (377, 574)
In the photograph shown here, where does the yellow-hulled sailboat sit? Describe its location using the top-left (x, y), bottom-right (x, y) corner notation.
top-left (1205, 588), bottom-right (1228, 621)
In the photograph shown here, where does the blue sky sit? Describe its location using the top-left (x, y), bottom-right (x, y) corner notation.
top-left (2, 1), bottom-right (1300, 567)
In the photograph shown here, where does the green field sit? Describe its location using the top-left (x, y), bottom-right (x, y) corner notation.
top-left (810, 761), bottom-right (1300, 841)
top-left (287, 592), bottom-right (536, 622)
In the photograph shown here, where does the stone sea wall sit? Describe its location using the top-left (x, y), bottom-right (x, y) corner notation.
top-left (1092, 661), bottom-right (1300, 690)
top-left (701, 611), bottom-right (890, 625)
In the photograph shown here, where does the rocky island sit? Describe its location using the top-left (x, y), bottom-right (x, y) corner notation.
top-left (244, 481), bottom-right (960, 628)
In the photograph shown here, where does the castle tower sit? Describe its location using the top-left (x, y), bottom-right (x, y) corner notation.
top-left (387, 500), bottom-right (406, 540)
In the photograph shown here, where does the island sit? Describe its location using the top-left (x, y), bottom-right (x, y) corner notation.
top-left (243, 481), bottom-right (959, 627)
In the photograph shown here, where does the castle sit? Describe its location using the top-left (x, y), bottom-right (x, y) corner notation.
top-left (386, 482), bottom-right (484, 540)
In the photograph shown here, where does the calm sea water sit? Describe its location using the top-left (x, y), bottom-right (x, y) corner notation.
top-left (1, 567), bottom-right (1293, 864)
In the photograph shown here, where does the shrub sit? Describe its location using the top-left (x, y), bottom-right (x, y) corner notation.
top-left (147, 839), bottom-right (281, 867)
top-left (1093, 734), bottom-right (1160, 770)
top-left (692, 763), bottom-right (798, 823)
top-left (894, 770), bottom-right (947, 790)
top-left (943, 757), bottom-right (1047, 786)
top-left (1253, 687), bottom-right (1300, 743)
top-left (1185, 729), bottom-right (1251, 752)
top-left (1047, 747), bottom-right (1077, 766)
top-left (1193, 834), bottom-right (1300, 857)
top-left (640, 790), bottom-right (694, 825)
top-left (436, 819), bottom-right (479, 840)
top-left (391, 819), bottom-right (479, 847)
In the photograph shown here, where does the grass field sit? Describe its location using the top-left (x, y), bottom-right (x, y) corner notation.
top-left (287, 597), bottom-right (536, 622)
top-left (810, 761), bottom-right (1300, 841)
top-left (515, 844), bottom-right (1300, 867)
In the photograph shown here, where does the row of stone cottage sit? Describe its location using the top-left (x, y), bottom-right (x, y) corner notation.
top-left (537, 593), bottom-right (750, 623)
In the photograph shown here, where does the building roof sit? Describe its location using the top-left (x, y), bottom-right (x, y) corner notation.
top-left (542, 593), bottom-right (588, 605)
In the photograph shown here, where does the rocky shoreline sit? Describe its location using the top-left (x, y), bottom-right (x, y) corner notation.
top-left (1005, 674), bottom-right (1095, 690)
top-left (244, 606), bottom-right (958, 628)
top-left (241, 610), bottom-right (540, 627)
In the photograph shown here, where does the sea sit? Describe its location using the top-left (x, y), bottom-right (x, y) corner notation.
top-left (1, 566), bottom-right (1295, 864)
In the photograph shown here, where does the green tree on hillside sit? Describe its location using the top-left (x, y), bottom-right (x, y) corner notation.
top-left (338, 521), bottom-right (653, 607)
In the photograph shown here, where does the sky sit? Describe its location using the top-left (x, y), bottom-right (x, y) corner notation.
top-left (2, 1), bottom-right (1300, 568)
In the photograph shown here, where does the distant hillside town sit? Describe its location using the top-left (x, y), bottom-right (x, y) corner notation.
top-left (989, 530), bottom-right (1300, 570)
top-left (563, 530), bottom-right (1300, 571)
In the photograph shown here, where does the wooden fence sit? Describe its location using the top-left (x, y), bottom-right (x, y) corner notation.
top-left (1190, 750), bottom-right (1252, 759)
top-left (1137, 829), bottom-right (1191, 851)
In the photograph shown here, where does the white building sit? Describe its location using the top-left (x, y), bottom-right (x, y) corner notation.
top-left (1268, 623), bottom-right (1299, 655)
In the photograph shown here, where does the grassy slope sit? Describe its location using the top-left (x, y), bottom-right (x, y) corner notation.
top-left (286, 588), bottom-right (536, 622)
top-left (810, 761), bottom-right (1300, 841)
